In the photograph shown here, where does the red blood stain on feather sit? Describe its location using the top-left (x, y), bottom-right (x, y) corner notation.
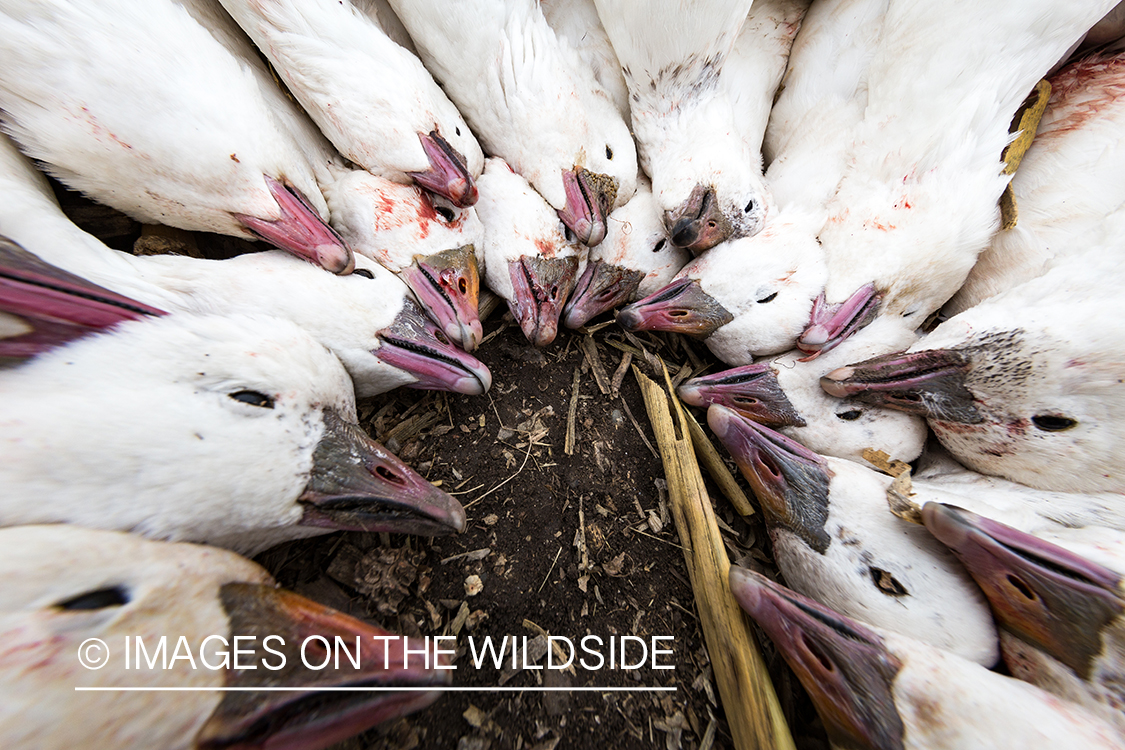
top-left (535, 238), bottom-right (558, 259)
top-left (1041, 54), bottom-right (1125, 140)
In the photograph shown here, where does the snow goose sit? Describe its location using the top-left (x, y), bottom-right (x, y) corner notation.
top-left (594, 0), bottom-right (775, 253)
top-left (0, 525), bottom-right (448, 750)
top-left (476, 158), bottom-right (586, 347)
top-left (562, 179), bottom-right (689, 329)
top-left (0, 134), bottom-right (490, 396)
top-left (948, 50), bottom-right (1125, 315)
top-left (387, 0), bottom-right (637, 247)
top-left (707, 405), bottom-right (998, 665)
top-left (0, 244), bottom-right (466, 554)
top-left (0, 0), bottom-right (353, 273)
top-left (796, 0), bottom-right (1118, 357)
top-left (924, 504), bottom-right (1125, 738)
top-left (540, 0), bottom-right (630, 120)
top-left (683, 317), bottom-right (927, 463)
top-left (729, 566), bottom-right (1124, 750)
top-left (324, 166), bottom-right (486, 349)
top-left (218, 0), bottom-right (483, 207)
top-left (616, 0), bottom-right (883, 357)
top-left (821, 254), bottom-right (1125, 493)
top-left (617, 207), bottom-right (828, 361)
top-left (678, 364), bottom-right (806, 428)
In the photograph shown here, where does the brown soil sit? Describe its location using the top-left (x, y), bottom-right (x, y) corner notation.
top-left (58, 194), bottom-right (827, 750)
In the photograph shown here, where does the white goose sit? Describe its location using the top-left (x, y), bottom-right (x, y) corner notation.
top-left (707, 405), bottom-right (999, 665)
top-left (948, 50), bottom-right (1125, 315)
top-left (821, 253), bottom-right (1125, 493)
top-left (562, 179), bottom-right (689, 329)
top-left (324, 166), bottom-right (487, 350)
top-left (0, 134), bottom-right (490, 397)
top-left (0, 244), bottom-right (466, 554)
top-left (387, 0), bottom-right (637, 247)
top-left (682, 317), bottom-right (928, 463)
top-left (616, 0), bottom-right (883, 358)
top-left (924, 504), bottom-right (1125, 738)
top-left (617, 208), bottom-right (828, 361)
top-left (0, 525), bottom-right (449, 750)
top-left (730, 566), bottom-right (1124, 750)
top-left (796, 0), bottom-right (1118, 357)
top-left (594, 0), bottom-right (775, 254)
top-left (0, 0), bottom-right (355, 273)
top-left (540, 0), bottom-right (630, 120)
top-left (217, 0), bottom-right (484, 207)
top-left (475, 158), bottom-right (586, 347)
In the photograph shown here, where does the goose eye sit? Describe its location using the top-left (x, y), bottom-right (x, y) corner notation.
top-left (744, 200), bottom-right (755, 213)
top-left (353, 268), bottom-right (375, 279)
top-left (605, 145), bottom-right (613, 160)
top-left (1032, 414), bottom-right (1077, 432)
top-left (455, 127), bottom-right (461, 136)
top-left (435, 206), bottom-right (456, 222)
top-left (653, 238), bottom-right (667, 253)
top-left (756, 292), bottom-right (778, 304)
top-left (229, 390), bottom-right (275, 409)
top-left (836, 409), bottom-right (862, 421)
top-left (56, 586), bottom-right (130, 611)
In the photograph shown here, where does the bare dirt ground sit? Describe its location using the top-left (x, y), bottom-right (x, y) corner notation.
top-left (59, 191), bottom-right (827, 750)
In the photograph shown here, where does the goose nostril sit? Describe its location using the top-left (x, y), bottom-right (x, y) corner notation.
top-left (375, 466), bottom-right (406, 485)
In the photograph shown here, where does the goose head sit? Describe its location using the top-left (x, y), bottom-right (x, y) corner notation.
top-left (730, 566), bottom-right (1124, 750)
top-left (0, 250), bottom-right (465, 553)
top-left (521, 61), bottom-right (637, 248)
top-left (562, 180), bottom-right (688, 328)
top-left (764, 319), bottom-right (928, 464)
top-left (0, 525), bottom-right (449, 750)
top-left (409, 128), bottom-right (481, 207)
top-left (325, 168), bottom-right (485, 350)
top-left (617, 211), bottom-right (827, 363)
top-left (148, 252), bottom-right (491, 398)
top-left (648, 104), bottom-right (773, 255)
top-left (676, 364), bottom-right (806, 429)
top-left (0, 0), bottom-right (354, 273)
top-left (820, 299), bottom-right (1125, 492)
top-left (476, 158), bottom-right (586, 346)
top-left (924, 503), bottom-right (1125, 701)
top-left (708, 405), bottom-right (998, 664)
top-left (728, 566), bottom-right (907, 750)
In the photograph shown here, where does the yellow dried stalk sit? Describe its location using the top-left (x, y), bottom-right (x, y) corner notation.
top-left (634, 365), bottom-right (795, 750)
top-left (683, 408), bottom-right (755, 517)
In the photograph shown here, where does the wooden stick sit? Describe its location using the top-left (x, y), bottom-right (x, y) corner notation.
top-left (634, 365), bottom-right (794, 750)
top-left (683, 408), bottom-right (755, 517)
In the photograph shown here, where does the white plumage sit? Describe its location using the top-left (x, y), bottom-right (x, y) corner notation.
top-left (0, 0), bottom-right (353, 273)
top-left (0, 135), bottom-right (491, 397)
top-left (0, 525), bottom-right (447, 750)
top-left (388, 0), bottom-right (637, 246)
top-left (217, 0), bottom-right (484, 206)
top-left (708, 406), bottom-right (999, 665)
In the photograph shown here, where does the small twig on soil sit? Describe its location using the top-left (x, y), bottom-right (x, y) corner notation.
top-left (466, 440), bottom-right (533, 508)
top-left (538, 546), bottom-right (563, 593)
top-left (580, 336), bottom-right (611, 395)
top-left (441, 547), bottom-right (492, 565)
top-left (449, 483), bottom-right (486, 496)
top-left (565, 365), bottom-right (582, 455)
top-left (683, 409), bottom-right (755, 517)
top-left (619, 397), bottom-right (659, 459)
top-left (610, 350), bottom-right (632, 399)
